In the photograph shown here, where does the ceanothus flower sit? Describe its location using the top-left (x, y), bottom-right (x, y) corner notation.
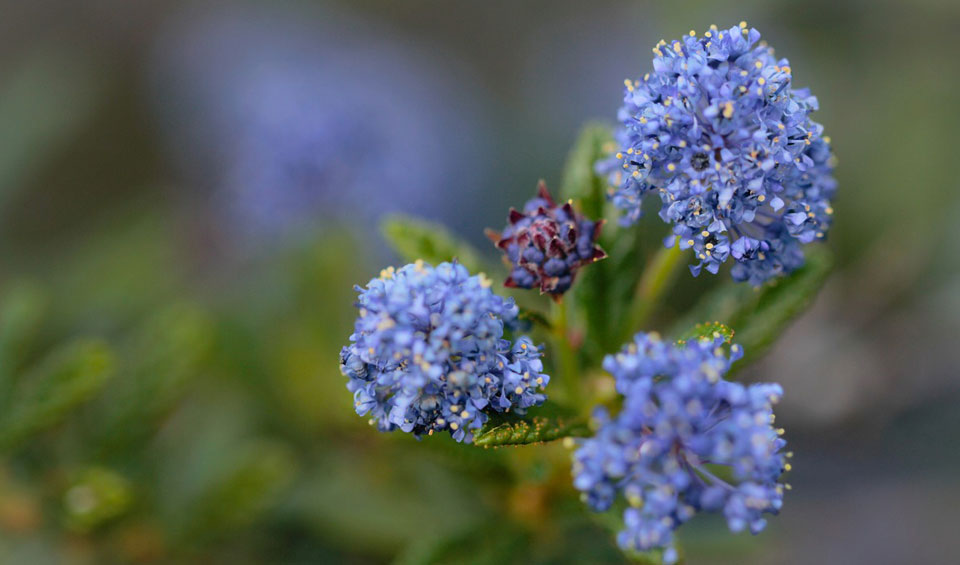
top-left (150, 5), bottom-right (488, 244)
top-left (572, 332), bottom-right (789, 562)
top-left (339, 261), bottom-right (549, 443)
top-left (487, 181), bottom-right (606, 297)
top-left (599, 23), bottom-right (837, 285)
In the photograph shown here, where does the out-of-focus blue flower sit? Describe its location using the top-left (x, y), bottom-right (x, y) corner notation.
top-left (599, 23), bottom-right (836, 285)
top-left (573, 332), bottom-right (788, 561)
top-left (340, 261), bottom-right (549, 443)
top-left (487, 181), bottom-right (606, 297)
top-left (151, 6), bottom-right (487, 244)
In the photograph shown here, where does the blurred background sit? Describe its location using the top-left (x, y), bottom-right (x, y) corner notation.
top-left (0, 0), bottom-right (958, 563)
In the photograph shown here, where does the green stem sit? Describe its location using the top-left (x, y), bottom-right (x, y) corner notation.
top-left (620, 243), bottom-right (686, 342)
top-left (550, 298), bottom-right (580, 405)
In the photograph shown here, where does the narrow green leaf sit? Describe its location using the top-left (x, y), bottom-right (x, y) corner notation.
top-left (381, 214), bottom-right (489, 275)
top-left (0, 339), bottom-right (115, 451)
top-left (0, 282), bottom-right (46, 402)
top-left (676, 321), bottom-right (734, 345)
top-left (291, 442), bottom-right (482, 554)
top-left (393, 527), bottom-right (526, 565)
top-left (472, 404), bottom-right (589, 447)
top-left (179, 441), bottom-right (297, 541)
top-left (395, 515), bottom-right (629, 565)
top-left (63, 467), bottom-right (133, 533)
top-left (559, 122), bottom-right (614, 219)
top-left (671, 247), bottom-right (833, 364)
top-left (94, 304), bottom-right (214, 454)
top-left (619, 243), bottom-right (686, 344)
top-left (579, 223), bottom-right (645, 362)
top-left (625, 546), bottom-right (670, 564)
top-left (734, 248), bottom-right (833, 361)
top-left (558, 123), bottom-right (621, 361)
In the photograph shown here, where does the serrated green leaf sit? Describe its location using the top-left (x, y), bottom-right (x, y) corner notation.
top-left (559, 122), bottom-right (614, 219)
top-left (381, 215), bottom-right (488, 275)
top-left (472, 404), bottom-right (589, 447)
top-left (671, 247), bottom-right (833, 364)
top-left (676, 321), bottom-right (734, 345)
top-left (0, 339), bottom-right (115, 451)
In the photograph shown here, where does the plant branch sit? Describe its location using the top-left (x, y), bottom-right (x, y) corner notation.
top-left (620, 243), bottom-right (685, 342)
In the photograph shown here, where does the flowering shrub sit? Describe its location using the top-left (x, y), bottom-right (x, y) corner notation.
top-left (340, 22), bottom-right (834, 563)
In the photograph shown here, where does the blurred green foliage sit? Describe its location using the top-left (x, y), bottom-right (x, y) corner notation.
top-left (0, 1), bottom-right (957, 563)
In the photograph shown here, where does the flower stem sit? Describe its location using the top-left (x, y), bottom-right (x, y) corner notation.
top-left (550, 297), bottom-right (580, 405)
top-left (620, 243), bottom-right (685, 342)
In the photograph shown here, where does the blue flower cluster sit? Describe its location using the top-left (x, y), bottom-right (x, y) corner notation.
top-left (600, 23), bottom-right (837, 284)
top-left (151, 5), bottom-right (487, 244)
top-left (339, 261), bottom-right (549, 443)
top-left (572, 333), bottom-right (788, 562)
top-left (488, 182), bottom-right (606, 297)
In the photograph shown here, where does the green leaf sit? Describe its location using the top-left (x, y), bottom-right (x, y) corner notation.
top-left (0, 282), bottom-right (46, 401)
top-left (671, 247), bottom-right (833, 364)
top-left (381, 214), bottom-right (489, 275)
top-left (578, 223), bottom-right (646, 363)
top-left (178, 441), bottom-right (297, 541)
top-left (395, 515), bottom-right (629, 565)
top-left (291, 442), bottom-right (484, 556)
top-left (676, 321), bottom-right (734, 345)
top-left (63, 467), bottom-right (134, 533)
top-left (619, 243), bottom-right (686, 344)
top-left (625, 545), bottom-right (670, 564)
top-left (472, 404), bottom-right (590, 448)
top-left (0, 339), bottom-right (115, 451)
top-left (559, 122), bottom-right (614, 219)
top-left (558, 123), bottom-right (623, 362)
top-left (393, 526), bottom-right (526, 565)
top-left (93, 304), bottom-right (214, 454)
top-left (44, 215), bottom-right (185, 332)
